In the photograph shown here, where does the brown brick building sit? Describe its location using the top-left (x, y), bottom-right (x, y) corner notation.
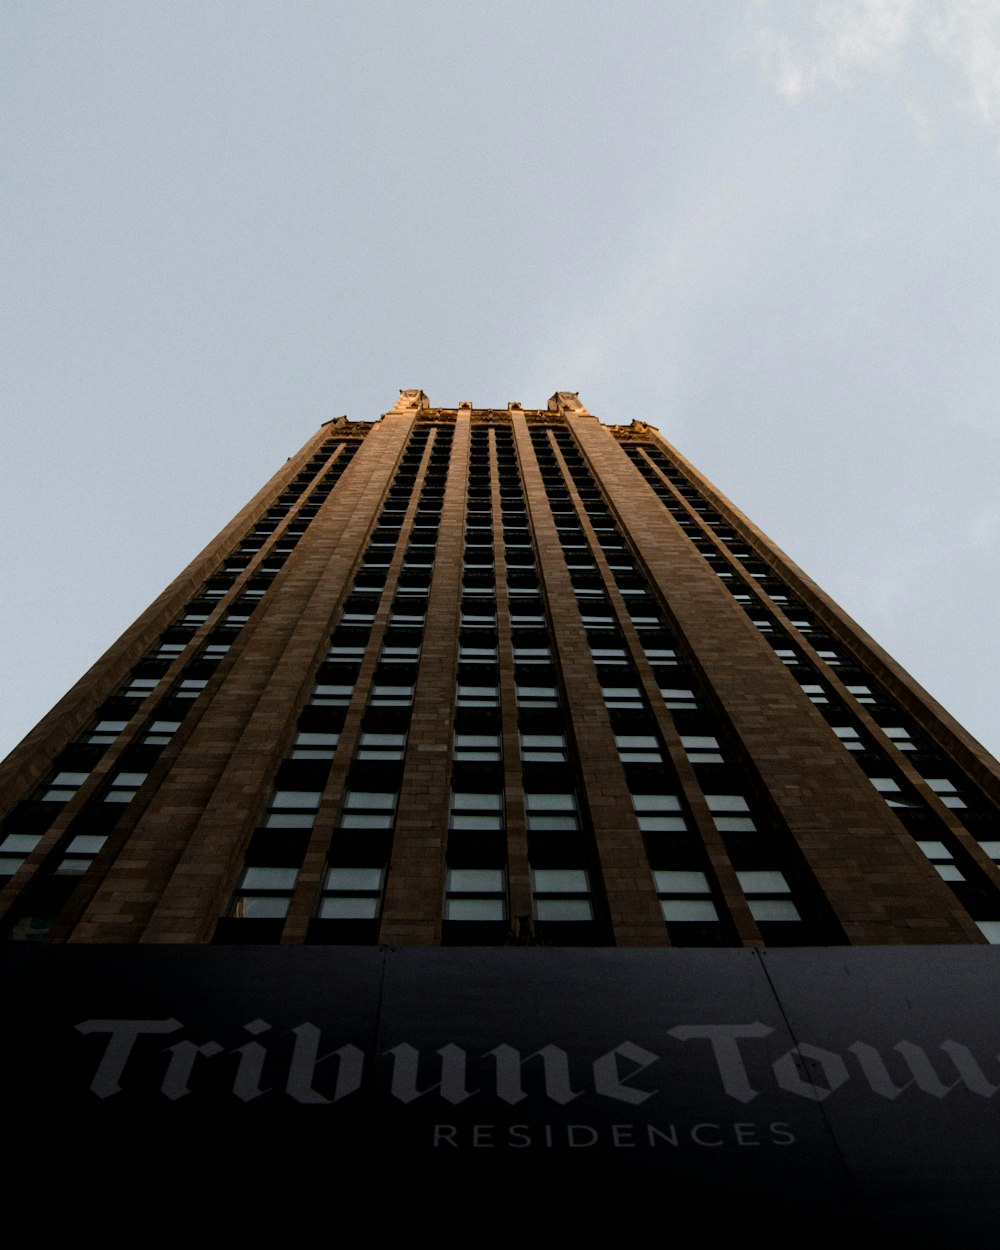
top-left (4, 388), bottom-right (1000, 950)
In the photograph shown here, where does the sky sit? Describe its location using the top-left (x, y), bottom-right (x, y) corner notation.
top-left (3, 0), bottom-right (1000, 763)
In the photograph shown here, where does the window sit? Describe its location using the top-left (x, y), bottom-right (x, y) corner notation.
top-left (38, 771), bottom-right (89, 802)
top-left (602, 686), bottom-right (644, 710)
top-left (681, 735), bottom-right (724, 764)
top-left (737, 869), bottom-right (801, 921)
top-left (923, 778), bottom-right (967, 809)
top-left (654, 870), bottom-right (718, 922)
top-left (231, 866), bottom-right (299, 919)
top-left (327, 644), bottom-right (367, 662)
top-left (445, 868), bottom-right (506, 920)
top-left (773, 649), bottom-right (799, 667)
top-left (340, 791), bottom-right (396, 830)
top-left (916, 840), bottom-right (964, 882)
top-left (453, 734), bottom-right (501, 762)
top-left (459, 646), bottom-right (497, 663)
top-left (369, 684), bottom-right (413, 708)
top-left (616, 735), bottom-right (663, 764)
top-left (457, 685), bottom-right (499, 709)
top-left (846, 684), bottom-right (876, 705)
top-left (84, 719), bottom-right (128, 745)
top-left (356, 732), bottom-right (406, 761)
top-left (0, 833), bottom-right (42, 876)
top-left (174, 678), bottom-right (208, 699)
top-left (591, 648), bottom-right (628, 666)
top-left (143, 719), bottom-right (181, 746)
top-left (103, 771), bottom-right (148, 804)
top-left (310, 682), bottom-right (354, 707)
top-left (832, 726), bottom-right (864, 751)
top-left (524, 793), bottom-right (579, 832)
top-left (290, 731), bottom-right (339, 760)
top-left (154, 642), bottom-right (186, 660)
top-left (264, 789), bottom-right (322, 829)
top-left (450, 792), bottom-right (503, 832)
top-left (632, 793), bottom-right (686, 833)
top-left (54, 834), bottom-right (109, 876)
top-left (531, 868), bottom-right (593, 920)
top-left (705, 794), bottom-right (756, 832)
top-left (121, 677), bottom-right (160, 699)
top-left (318, 866), bottom-right (384, 919)
top-left (513, 647), bottom-right (551, 665)
top-left (661, 687), bottom-right (698, 711)
top-left (521, 734), bottom-right (567, 763)
top-left (881, 726), bottom-right (916, 751)
top-left (800, 683), bottom-right (828, 705)
top-left (516, 685), bottom-right (559, 709)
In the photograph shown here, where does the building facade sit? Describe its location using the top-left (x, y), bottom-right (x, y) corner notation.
top-left (7, 392), bottom-right (1000, 1231)
top-left (3, 388), bottom-right (1000, 949)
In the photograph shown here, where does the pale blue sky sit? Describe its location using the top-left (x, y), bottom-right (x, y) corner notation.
top-left (3, 0), bottom-right (1000, 760)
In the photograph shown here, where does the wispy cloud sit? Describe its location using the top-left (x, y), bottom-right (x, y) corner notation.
top-left (752, 0), bottom-right (1000, 138)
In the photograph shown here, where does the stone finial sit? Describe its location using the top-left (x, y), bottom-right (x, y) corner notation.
top-left (390, 389), bottom-right (430, 413)
top-left (458, 401), bottom-right (473, 410)
top-left (546, 391), bottom-right (589, 415)
top-left (508, 402), bottom-right (522, 411)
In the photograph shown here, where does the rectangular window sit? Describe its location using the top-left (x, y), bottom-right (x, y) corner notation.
top-left (38, 771), bottom-right (90, 802)
top-left (661, 688), bottom-right (698, 710)
top-left (290, 731), bottom-right (339, 760)
top-left (54, 832), bottom-right (110, 876)
top-left (922, 778), bottom-right (967, 808)
top-left (680, 735), bottom-right (724, 764)
top-left (705, 794), bottom-right (756, 833)
top-left (516, 686), bottom-right (559, 709)
top-left (450, 792), bottom-right (504, 832)
top-left (456, 685), bottom-right (500, 709)
top-left (832, 726), bottom-right (864, 751)
top-left (445, 868), bottom-right (507, 920)
top-left (264, 789), bottom-right (322, 829)
top-left (356, 732), bottom-right (406, 761)
top-left (453, 734), bottom-right (501, 762)
top-left (318, 866), bottom-right (384, 919)
top-left (632, 793), bottom-right (686, 833)
top-left (915, 840), bottom-right (965, 882)
top-left (531, 868), bottom-right (593, 921)
top-left (85, 719), bottom-right (128, 745)
top-left (340, 791), bottom-right (396, 830)
top-left (0, 832), bottom-right (43, 876)
top-left (736, 869), bottom-right (801, 922)
top-left (602, 686), bottom-right (644, 710)
top-left (174, 678), bottom-right (208, 699)
top-left (654, 870), bottom-right (719, 922)
top-left (121, 677), bottom-right (160, 699)
top-left (880, 726), bottom-right (916, 751)
top-left (102, 772), bottom-right (148, 804)
top-left (524, 793), bottom-right (579, 832)
top-left (521, 734), bottom-right (567, 763)
top-left (231, 865), bottom-right (299, 919)
top-left (616, 735), bottom-right (663, 764)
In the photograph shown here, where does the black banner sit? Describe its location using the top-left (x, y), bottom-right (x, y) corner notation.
top-left (4, 945), bottom-right (1000, 1238)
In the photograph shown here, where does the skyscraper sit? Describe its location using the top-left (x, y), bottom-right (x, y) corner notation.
top-left (4, 392), bottom-right (1000, 1230)
top-left (3, 389), bottom-right (998, 948)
